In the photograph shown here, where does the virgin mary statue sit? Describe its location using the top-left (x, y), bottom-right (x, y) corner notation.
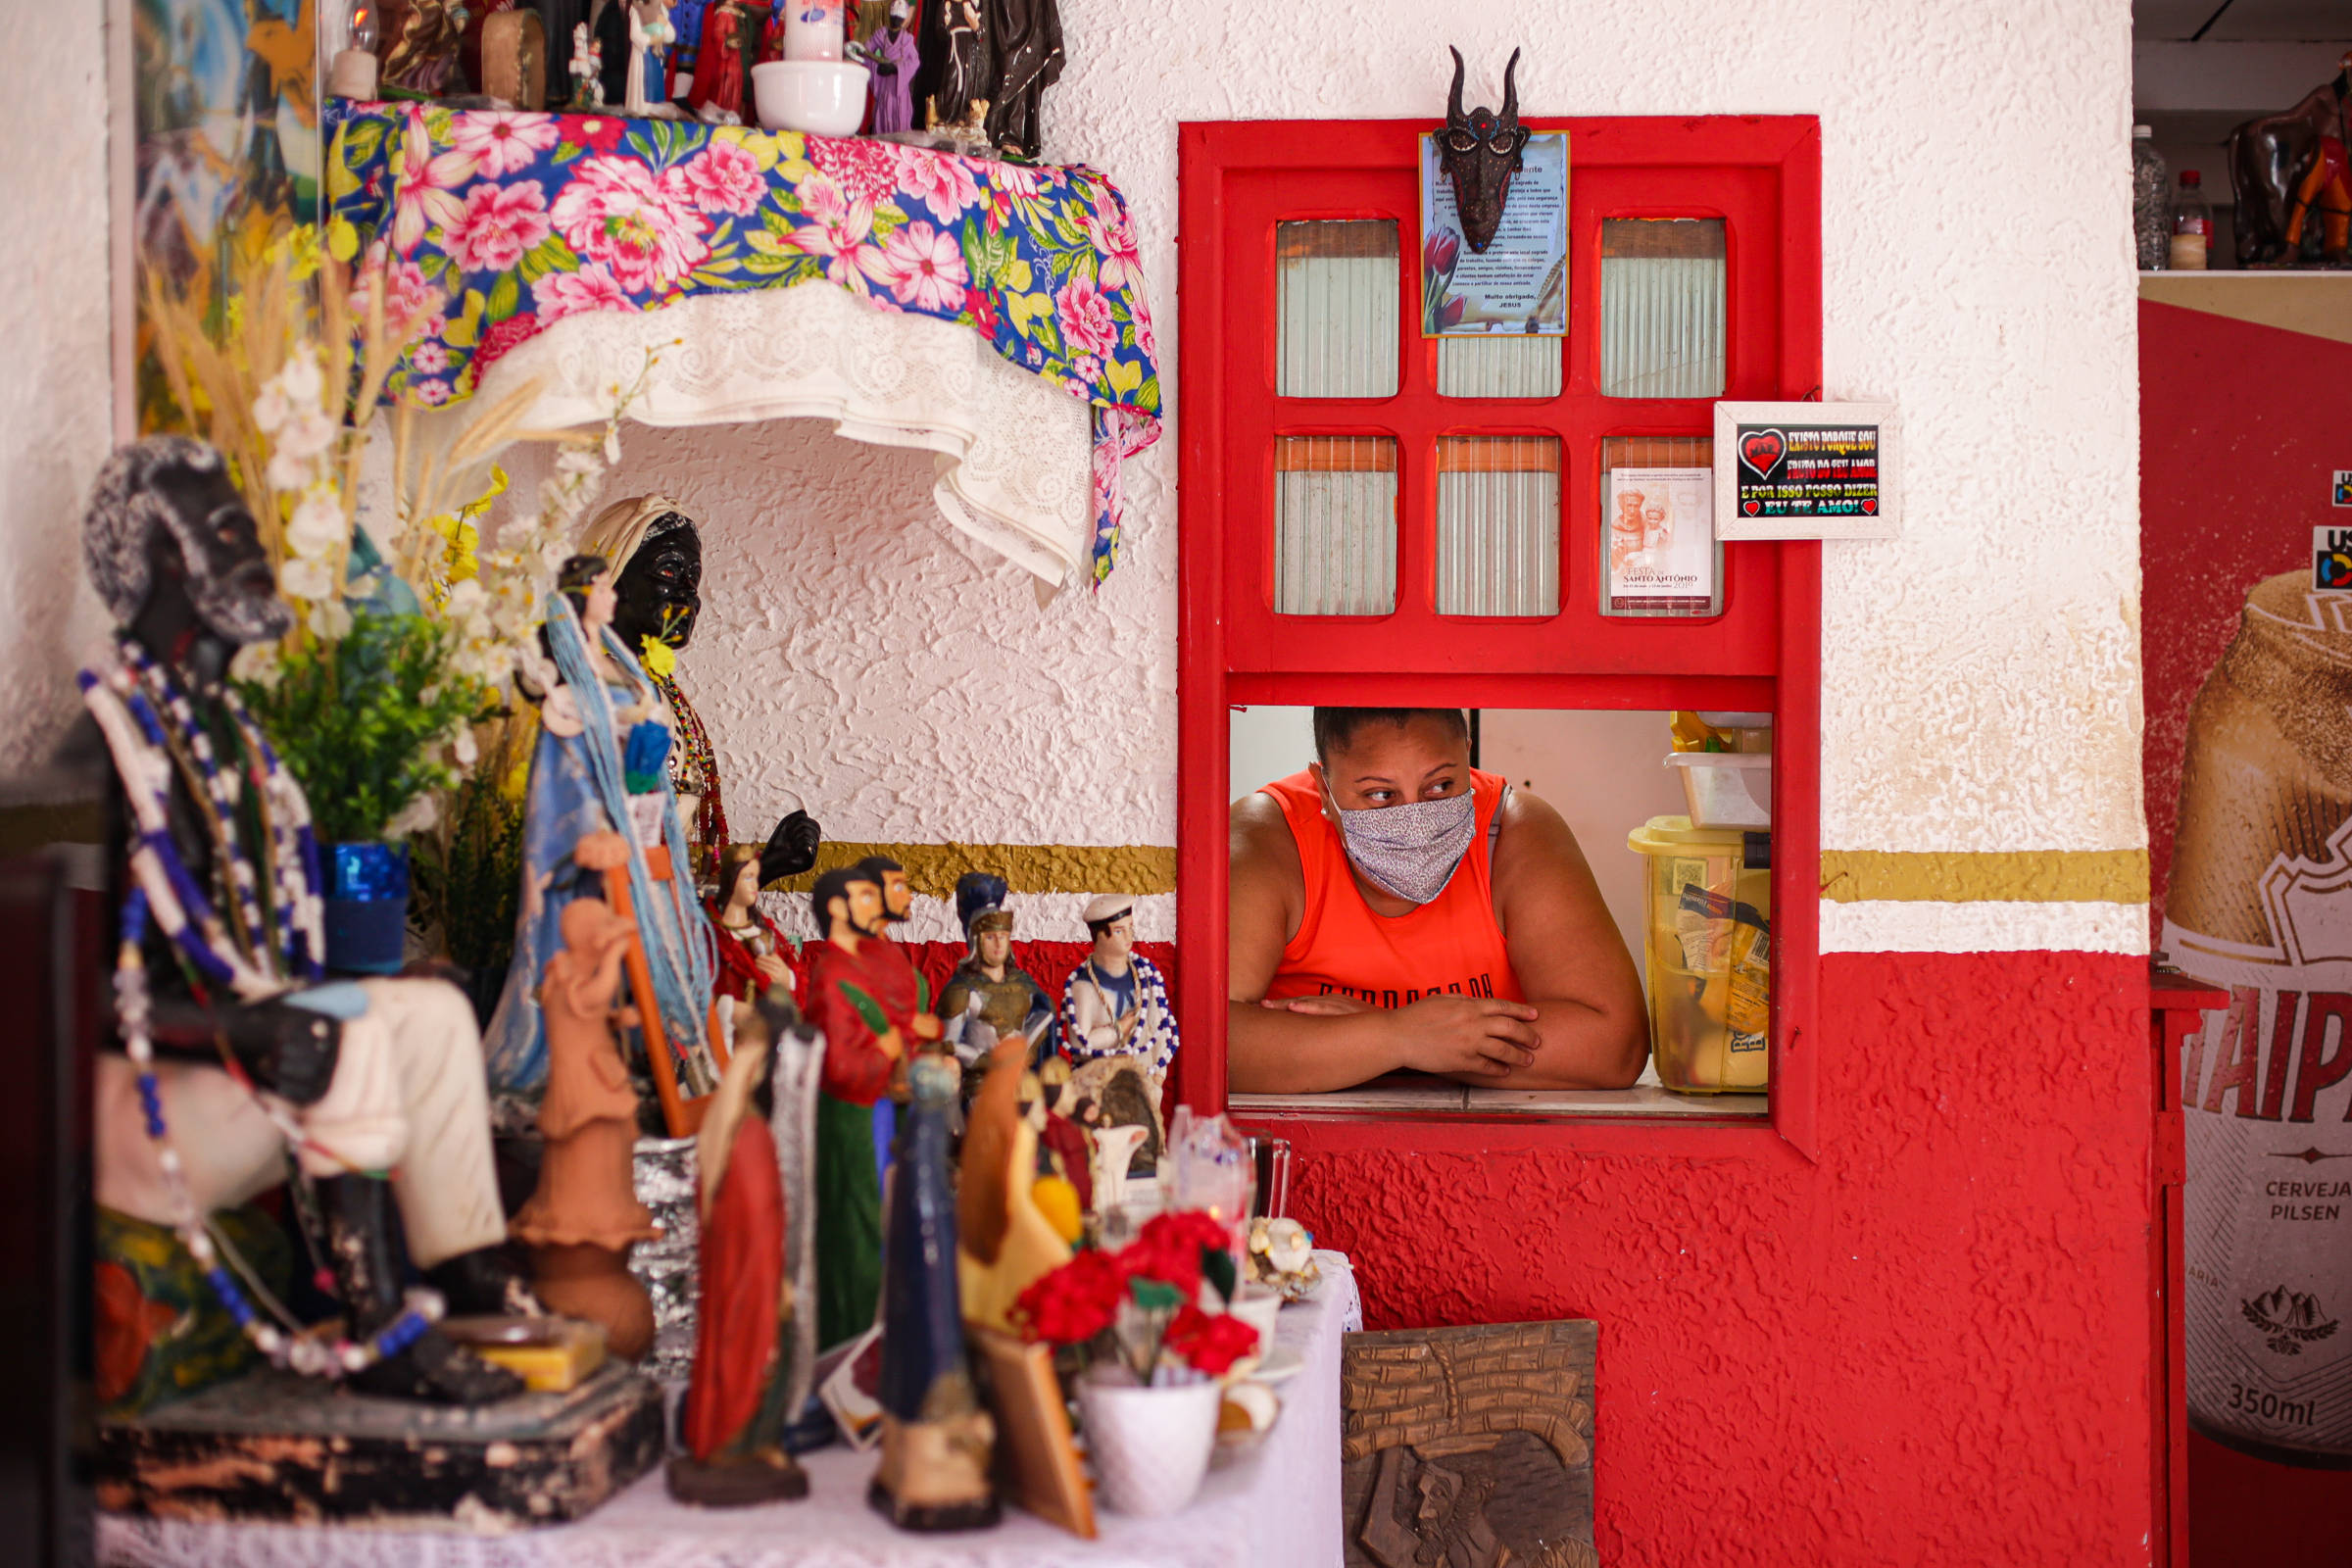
top-left (484, 556), bottom-right (719, 1108)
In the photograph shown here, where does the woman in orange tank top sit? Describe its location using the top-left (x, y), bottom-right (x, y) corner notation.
top-left (1227, 709), bottom-right (1646, 1095)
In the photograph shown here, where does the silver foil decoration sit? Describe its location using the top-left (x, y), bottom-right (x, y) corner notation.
top-left (629, 1133), bottom-right (702, 1386)
top-left (768, 1016), bottom-right (825, 1419)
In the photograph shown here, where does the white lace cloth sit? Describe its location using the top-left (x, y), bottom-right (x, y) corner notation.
top-left (100, 1252), bottom-right (1360, 1568)
top-left (438, 284), bottom-right (1094, 584)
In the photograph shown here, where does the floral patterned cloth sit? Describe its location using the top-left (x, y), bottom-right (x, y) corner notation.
top-left (327, 103), bottom-right (1162, 583)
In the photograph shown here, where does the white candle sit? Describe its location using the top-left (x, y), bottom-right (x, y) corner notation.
top-left (328, 48), bottom-right (379, 100)
top-left (782, 0), bottom-right (847, 62)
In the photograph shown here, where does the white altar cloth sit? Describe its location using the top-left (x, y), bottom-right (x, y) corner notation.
top-left (99, 1252), bottom-right (1361, 1568)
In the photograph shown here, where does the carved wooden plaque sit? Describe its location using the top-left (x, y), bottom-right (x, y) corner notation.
top-left (1342, 1319), bottom-right (1597, 1568)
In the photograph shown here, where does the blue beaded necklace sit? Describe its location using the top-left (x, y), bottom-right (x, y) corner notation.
top-left (83, 642), bottom-right (437, 1379)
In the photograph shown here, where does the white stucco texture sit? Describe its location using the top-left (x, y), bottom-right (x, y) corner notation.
top-left (584, 0), bottom-right (2144, 951)
top-left (0, 0), bottom-right (115, 774)
top-left (4, 1), bottom-right (2146, 956)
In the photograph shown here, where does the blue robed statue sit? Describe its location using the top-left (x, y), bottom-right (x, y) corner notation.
top-left (484, 555), bottom-right (720, 1118)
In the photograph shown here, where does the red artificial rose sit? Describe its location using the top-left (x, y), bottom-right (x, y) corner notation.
top-left (1163, 1302), bottom-right (1260, 1378)
top-left (1011, 1247), bottom-right (1128, 1347)
top-left (1115, 1207), bottom-right (1234, 1298)
top-left (1152, 1208), bottom-right (1235, 1255)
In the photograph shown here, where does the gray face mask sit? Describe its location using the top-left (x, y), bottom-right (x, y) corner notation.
top-left (1324, 778), bottom-right (1477, 905)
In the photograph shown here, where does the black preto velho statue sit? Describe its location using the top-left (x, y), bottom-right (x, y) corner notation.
top-left (583, 497), bottom-right (821, 887)
top-left (1440, 46), bottom-right (1531, 255)
top-left (74, 436), bottom-right (530, 1405)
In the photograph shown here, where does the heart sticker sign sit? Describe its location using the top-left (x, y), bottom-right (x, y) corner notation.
top-left (1715, 402), bottom-right (1896, 539)
top-left (1738, 429), bottom-right (1788, 479)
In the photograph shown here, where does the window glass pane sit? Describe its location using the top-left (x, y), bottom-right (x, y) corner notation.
top-left (1599, 435), bottom-right (1721, 618)
top-left (1275, 435), bottom-right (1397, 614)
top-left (1276, 220), bottom-right (1399, 399)
top-left (1437, 335), bottom-right (1563, 399)
top-left (1435, 436), bottom-right (1559, 616)
top-left (1600, 220), bottom-right (1725, 398)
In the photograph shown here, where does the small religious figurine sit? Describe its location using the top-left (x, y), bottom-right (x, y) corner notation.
top-left (1033, 1054), bottom-right (1093, 1211)
top-left (668, 996), bottom-right (821, 1505)
top-left (1069, 1054), bottom-right (1161, 1192)
top-left (709, 842), bottom-right (794, 1007)
top-left (580, 497), bottom-right (823, 888)
top-left (683, 0), bottom-right (755, 121)
top-left (569, 20), bottom-right (606, 105)
top-left (1059, 894), bottom-right (1178, 1078)
top-left (76, 438), bottom-right (527, 1405)
top-left (381, 0), bottom-right (474, 97)
top-left (2228, 49), bottom-right (2352, 268)
top-left (510, 885), bottom-right (662, 1360)
top-left (956, 1043), bottom-right (1072, 1334)
top-left (626, 0), bottom-right (681, 116)
top-left (803, 864), bottom-right (941, 1348)
top-left (863, 0), bottom-right (919, 133)
top-left (938, 872), bottom-right (1054, 1081)
top-left (858, 850), bottom-right (938, 1046)
top-left (873, 1055), bottom-right (1000, 1530)
top-left (484, 554), bottom-right (719, 1121)
top-left (980, 0), bottom-right (1059, 157)
top-left (592, 0), bottom-right (632, 105)
top-left (922, 0), bottom-right (989, 137)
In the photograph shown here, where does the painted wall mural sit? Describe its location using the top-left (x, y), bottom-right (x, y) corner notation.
top-left (128, 0), bottom-right (319, 432)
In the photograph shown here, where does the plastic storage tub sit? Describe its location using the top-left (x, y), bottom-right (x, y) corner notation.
top-left (1664, 751), bottom-right (1772, 828)
top-left (1625, 815), bottom-right (1770, 1093)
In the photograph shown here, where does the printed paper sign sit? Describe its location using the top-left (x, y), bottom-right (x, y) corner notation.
top-left (1605, 467), bottom-right (1716, 613)
top-left (1418, 132), bottom-right (1569, 337)
top-left (2333, 469), bottom-right (2351, 507)
top-left (1713, 401), bottom-right (1899, 540)
top-left (2314, 526), bottom-right (2352, 591)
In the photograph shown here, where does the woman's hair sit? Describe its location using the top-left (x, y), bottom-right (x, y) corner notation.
top-left (558, 552), bottom-right (610, 608)
top-left (716, 842), bottom-right (762, 899)
top-left (1311, 706), bottom-right (1470, 762)
top-left (541, 554), bottom-right (612, 662)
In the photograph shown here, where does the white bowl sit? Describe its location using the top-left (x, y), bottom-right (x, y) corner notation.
top-left (751, 60), bottom-right (867, 137)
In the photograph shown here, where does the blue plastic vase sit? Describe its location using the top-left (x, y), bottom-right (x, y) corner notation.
top-left (323, 841), bottom-right (411, 975)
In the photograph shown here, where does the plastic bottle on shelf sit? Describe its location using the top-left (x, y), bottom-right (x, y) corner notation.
top-left (2170, 169), bottom-right (2213, 270)
top-left (2132, 125), bottom-right (2170, 271)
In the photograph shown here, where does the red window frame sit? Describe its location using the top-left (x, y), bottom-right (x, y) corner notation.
top-left (1174, 116), bottom-right (1823, 1158)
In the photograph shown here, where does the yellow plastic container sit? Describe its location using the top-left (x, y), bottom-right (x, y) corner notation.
top-left (1625, 815), bottom-right (1771, 1094)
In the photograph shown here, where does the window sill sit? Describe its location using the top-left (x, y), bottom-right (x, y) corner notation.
top-left (1229, 1074), bottom-right (1768, 1120)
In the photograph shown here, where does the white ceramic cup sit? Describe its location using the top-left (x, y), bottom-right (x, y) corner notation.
top-left (751, 60), bottom-right (867, 136)
top-left (1228, 1284), bottom-right (1283, 1359)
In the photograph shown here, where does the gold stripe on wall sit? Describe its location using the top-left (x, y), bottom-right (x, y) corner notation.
top-left (1819, 849), bottom-right (2148, 905)
top-left (751, 842), bottom-right (1177, 900)
top-left (755, 843), bottom-right (2144, 905)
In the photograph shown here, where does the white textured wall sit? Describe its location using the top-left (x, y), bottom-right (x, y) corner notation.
top-left (604, 0), bottom-right (2144, 954)
top-left (0, 0), bottom-right (116, 774)
top-left (3, 0), bottom-right (2144, 956)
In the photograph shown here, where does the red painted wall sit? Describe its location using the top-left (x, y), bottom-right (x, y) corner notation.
top-left (2139, 297), bottom-right (2352, 1568)
top-left (1255, 951), bottom-right (2155, 1566)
